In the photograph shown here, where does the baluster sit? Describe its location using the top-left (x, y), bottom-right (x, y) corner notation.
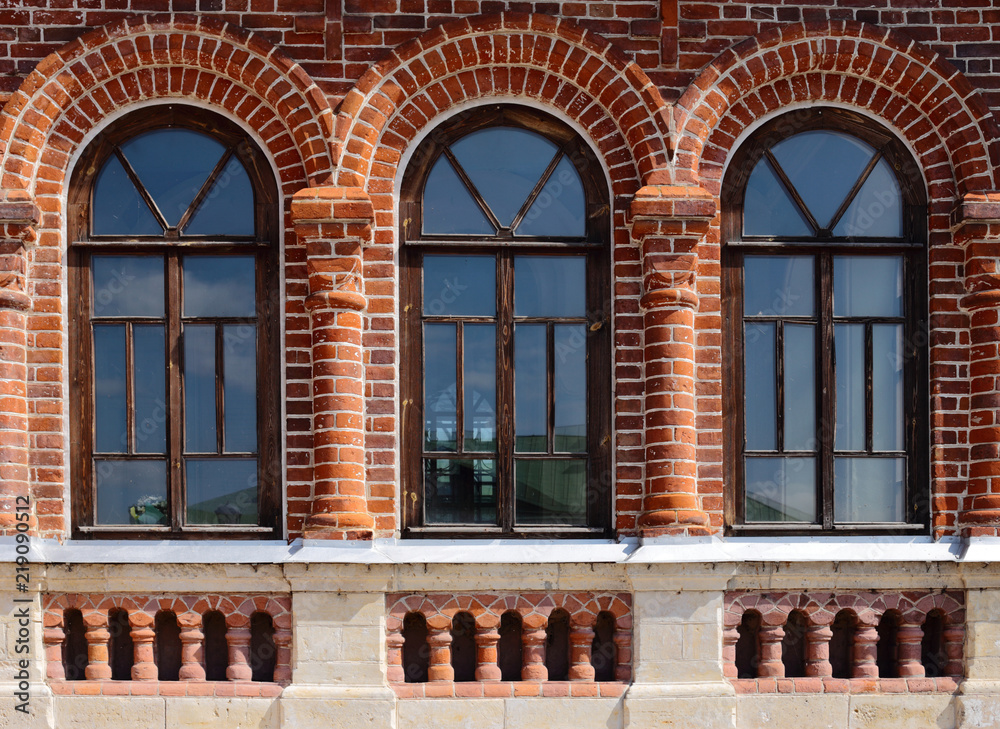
top-left (944, 623), bottom-right (965, 678)
top-left (613, 622), bottom-right (632, 682)
top-left (83, 611), bottom-right (111, 680)
top-left (805, 622), bottom-right (833, 677)
top-left (568, 613), bottom-right (595, 681)
top-left (426, 615), bottom-right (454, 682)
top-left (521, 614), bottom-right (548, 681)
top-left (225, 616), bottom-right (252, 681)
top-left (853, 620), bottom-right (879, 678)
top-left (273, 622), bottom-right (292, 683)
top-left (129, 613), bottom-right (156, 681)
top-left (474, 614), bottom-right (501, 682)
top-left (178, 612), bottom-right (206, 681)
top-left (722, 624), bottom-right (740, 679)
top-left (386, 617), bottom-right (405, 683)
top-left (758, 624), bottom-right (785, 677)
top-left (897, 622), bottom-right (925, 677)
top-left (43, 613), bottom-right (64, 680)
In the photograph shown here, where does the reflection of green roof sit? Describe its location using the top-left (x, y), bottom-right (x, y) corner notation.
top-left (746, 494), bottom-right (812, 522)
top-left (188, 486), bottom-right (257, 525)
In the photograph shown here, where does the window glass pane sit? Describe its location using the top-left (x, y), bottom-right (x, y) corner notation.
top-left (93, 154), bottom-right (162, 236)
top-left (554, 324), bottom-right (586, 452)
top-left (514, 256), bottom-right (585, 317)
top-left (743, 256), bottom-right (814, 317)
top-left (835, 323), bottom-right (865, 452)
top-left (424, 323), bottom-right (457, 452)
top-left (184, 324), bottom-right (217, 453)
top-left (120, 129), bottom-right (227, 228)
top-left (93, 325), bottom-right (127, 454)
top-left (223, 324), bottom-right (257, 453)
top-left (873, 324), bottom-right (904, 452)
top-left (832, 157), bottom-right (903, 238)
top-left (834, 256), bottom-right (902, 317)
top-left (463, 324), bottom-right (496, 452)
top-left (95, 459), bottom-right (167, 525)
top-left (92, 256), bottom-right (165, 317)
top-left (745, 456), bottom-right (816, 522)
top-left (424, 458), bottom-right (497, 524)
top-left (743, 159), bottom-right (812, 237)
top-left (515, 324), bottom-right (546, 453)
top-left (451, 127), bottom-right (559, 227)
top-left (784, 324), bottom-right (816, 452)
top-left (422, 255), bottom-right (495, 316)
top-left (744, 322), bottom-right (776, 451)
top-left (516, 155), bottom-right (586, 238)
top-left (834, 457), bottom-right (905, 522)
top-left (515, 459), bottom-right (586, 525)
top-left (185, 154), bottom-right (255, 236)
top-left (133, 325), bottom-right (166, 454)
top-left (183, 256), bottom-right (256, 318)
top-left (770, 130), bottom-right (876, 229)
top-left (423, 155), bottom-right (494, 235)
top-left (186, 458), bottom-right (258, 524)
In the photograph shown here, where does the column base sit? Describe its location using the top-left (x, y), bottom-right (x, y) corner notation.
top-left (638, 508), bottom-right (712, 538)
top-left (304, 505), bottom-right (374, 541)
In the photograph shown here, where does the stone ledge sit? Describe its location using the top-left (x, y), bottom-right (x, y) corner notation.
top-left (731, 677), bottom-right (960, 694)
top-left (392, 681), bottom-right (628, 698)
top-left (49, 680), bottom-right (283, 697)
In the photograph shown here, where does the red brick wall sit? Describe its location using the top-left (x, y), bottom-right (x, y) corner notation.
top-left (1, 1), bottom-right (996, 540)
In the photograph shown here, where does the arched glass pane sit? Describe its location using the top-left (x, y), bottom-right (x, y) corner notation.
top-left (771, 130), bottom-right (875, 229)
top-left (451, 127), bottom-right (558, 227)
top-left (516, 155), bottom-right (586, 237)
top-left (93, 154), bottom-right (162, 236)
top-left (743, 159), bottom-right (812, 237)
top-left (833, 157), bottom-right (903, 237)
top-left (120, 129), bottom-right (227, 228)
top-left (423, 155), bottom-right (494, 235)
top-left (185, 154), bottom-right (255, 236)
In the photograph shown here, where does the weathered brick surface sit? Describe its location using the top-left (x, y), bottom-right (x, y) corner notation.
top-left (0, 2), bottom-right (996, 539)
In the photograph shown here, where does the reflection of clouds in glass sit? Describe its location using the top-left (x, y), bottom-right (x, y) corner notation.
top-left (183, 256), bottom-right (255, 318)
top-left (93, 256), bottom-right (164, 317)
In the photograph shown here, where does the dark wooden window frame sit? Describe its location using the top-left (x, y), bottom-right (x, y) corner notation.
top-left (722, 108), bottom-right (929, 535)
top-left (400, 104), bottom-right (612, 538)
top-left (68, 105), bottom-right (281, 539)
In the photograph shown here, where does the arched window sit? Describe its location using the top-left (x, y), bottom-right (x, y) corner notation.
top-left (723, 108), bottom-right (927, 533)
top-left (400, 105), bottom-right (611, 536)
top-left (69, 105), bottom-right (280, 538)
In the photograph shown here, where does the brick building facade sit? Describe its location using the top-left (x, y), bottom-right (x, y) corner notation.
top-left (3, 1), bottom-right (1000, 727)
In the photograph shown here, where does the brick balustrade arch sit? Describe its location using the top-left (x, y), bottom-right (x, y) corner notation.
top-left (0, 14), bottom-right (340, 539)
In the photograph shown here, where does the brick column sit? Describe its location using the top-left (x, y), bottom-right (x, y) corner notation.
top-left (944, 622), bottom-right (965, 678)
top-left (225, 615), bottom-right (252, 681)
top-left (897, 621), bottom-right (925, 677)
top-left (568, 613), bottom-right (596, 681)
top-left (805, 622), bottom-right (833, 677)
top-left (83, 611), bottom-right (112, 680)
top-left (0, 194), bottom-right (39, 535)
top-left (426, 615), bottom-right (454, 682)
top-left (273, 620), bottom-right (293, 683)
top-left (43, 616), bottom-right (64, 680)
top-left (853, 619), bottom-right (879, 678)
top-left (613, 619), bottom-right (633, 681)
top-left (758, 623), bottom-right (785, 677)
top-left (631, 186), bottom-right (715, 537)
top-left (178, 612), bottom-right (206, 681)
top-left (474, 614), bottom-right (501, 682)
top-left (521, 613), bottom-right (548, 681)
top-left (386, 619), bottom-right (405, 683)
top-left (955, 193), bottom-right (1000, 535)
top-left (722, 623), bottom-right (740, 679)
top-left (129, 612), bottom-right (156, 681)
top-left (292, 187), bottom-right (375, 540)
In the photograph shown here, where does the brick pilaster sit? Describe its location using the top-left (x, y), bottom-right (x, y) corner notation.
top-left (956, 192), bottom-right (1000, 536)
top-left (0, 193), bottom-right (39, 536)
top-left (292, 187), bottom-right (375, 540)
top-left (631, 186), bottom-right (716, 537)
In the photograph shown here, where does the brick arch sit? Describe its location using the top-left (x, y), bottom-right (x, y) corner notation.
top-left (0, 13), bottom-right (336, 197)
top-left (334, 12), bottom-right (672, 196)
top-left (676, 20), bottom-right (998, 196)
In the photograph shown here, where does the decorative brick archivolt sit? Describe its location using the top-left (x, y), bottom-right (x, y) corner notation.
top-left (291, 187), bottom-right (374, 540)
top-left (675, 20), bottom-right (999, 196)
top-left (724, 591), bottom-right (964, 693)
top-left (386, 592), bottom-right (632, 698)
top-left (43, 593), bottom-right (291, 696)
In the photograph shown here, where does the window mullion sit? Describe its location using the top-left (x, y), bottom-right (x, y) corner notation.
top-left (819, 253), bottom-right (835, 529)
top-left (546, 322), bottom-right (555, 454)
top-left (456, 322), bottom-right (465, 454)
top-left (167, 252), bottom-right (184, 530)
top-left (776, 320), bottom-right (785, 453)
top-left (865, 321), bottom-right (874, 454)
top-left (497, 251), bottom-right (514, 532)
top-left (216, 322), bottom-right (225, 454)
top-left (125, 322), bottom-right (135, 454)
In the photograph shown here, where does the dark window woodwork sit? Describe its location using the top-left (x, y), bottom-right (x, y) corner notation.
top-left (401, 105), bottom-right (611, 537)
top-left (402, 612), bottom-right (430, 683)
top-left (155, 611), bottom-right (182, 681)
top-left (450, 611), bottom-right (477, 682)
top-left (108, 608), bottom-right (134, 681)
top-left (69, 105), bottom-right (280, 539)
top-left (62, 609), bottom-right (88, 681)
top-left (250, 612), bottom-right (276, 682)
top-left (723, 108), bottom-right (928, 535)
top-left (203, 610), bottom-right (228, 681)
top-left (498, 611), bottom-right (523, 681)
